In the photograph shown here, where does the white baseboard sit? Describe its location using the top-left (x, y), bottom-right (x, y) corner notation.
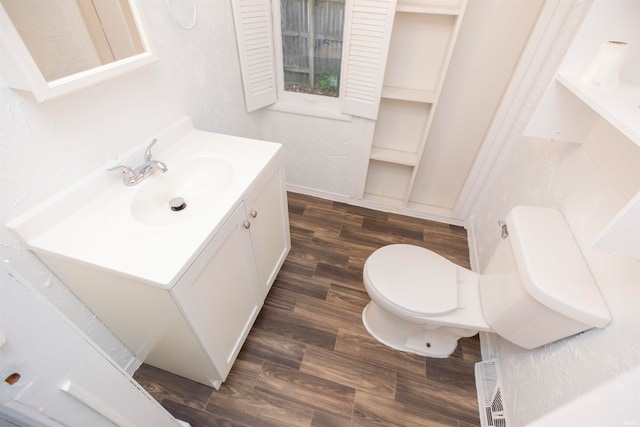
top-left (286, 184), bottom-right (467, 227)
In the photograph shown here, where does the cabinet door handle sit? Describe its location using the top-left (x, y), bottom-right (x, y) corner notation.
top-left (250, 209), bottom-right (258, 218)
top-left (243, 221), bottom-right (251, 229)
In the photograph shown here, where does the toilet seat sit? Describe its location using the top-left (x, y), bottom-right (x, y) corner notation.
top-left (364, 244), bottom-right (458, 317)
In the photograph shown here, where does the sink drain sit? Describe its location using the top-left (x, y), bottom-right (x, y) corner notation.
top-left (169, 197), bottom-right (187, 212)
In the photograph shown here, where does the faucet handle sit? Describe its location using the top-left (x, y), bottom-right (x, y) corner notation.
top-left (107, 165), bottom-right (135, 178)
top-left (108, 165), bottom-right (134, 173)
top-left (144, 138), bottom-right (158, 161)
top-left (108, 165), bottom-right (139, 186)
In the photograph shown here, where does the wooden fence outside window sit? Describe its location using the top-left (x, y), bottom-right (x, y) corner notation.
top-left (281, 0), bottom-right (345, 96)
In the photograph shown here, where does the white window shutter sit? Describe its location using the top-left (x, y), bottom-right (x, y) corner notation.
top-left (339, 0), bottom-right (397, 120)
top-left (231, 0), bottom-right (278, 112)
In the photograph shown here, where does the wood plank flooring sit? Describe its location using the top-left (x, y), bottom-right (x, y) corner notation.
top-left (134, 192), bottom-right (481, 427)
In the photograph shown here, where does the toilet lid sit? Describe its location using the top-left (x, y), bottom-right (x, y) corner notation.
top-left (365, 244), bottom-right (458, 316)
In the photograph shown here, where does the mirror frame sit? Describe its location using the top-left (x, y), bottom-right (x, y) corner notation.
top-left (0, 0), bottom-right (157, 102)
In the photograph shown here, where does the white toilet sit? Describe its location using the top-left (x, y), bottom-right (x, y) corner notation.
top-left (362, 206), bottom-right (611, 358)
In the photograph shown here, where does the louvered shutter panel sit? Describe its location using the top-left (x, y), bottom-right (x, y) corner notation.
top-left (339, 0), bottom-right (397, 120)
top-left (231, 0), bottom-right (278, 112)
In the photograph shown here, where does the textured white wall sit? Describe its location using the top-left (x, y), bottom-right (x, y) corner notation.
top-left (258, 111), bottom-right (370, 198)
top-left (466, 1), bottom-right (640, 422)
top-left (469, 97), bottom-right (640, 424)
top-left (0, 0), bottom-right (258, 369)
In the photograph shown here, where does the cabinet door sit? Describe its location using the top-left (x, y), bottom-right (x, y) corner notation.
top-left (171, 203), bottom-right (261, 381)
top-left (245, 165), bottom-right (291, 297)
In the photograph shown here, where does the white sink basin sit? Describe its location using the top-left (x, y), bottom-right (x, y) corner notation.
top-left (124, 155), bottom-right (233, 227)
top-left (8, 118), bottom-right (282, 287)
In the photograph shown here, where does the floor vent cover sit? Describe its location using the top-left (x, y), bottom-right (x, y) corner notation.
top-left (475, 359), bottom-right (509, 427)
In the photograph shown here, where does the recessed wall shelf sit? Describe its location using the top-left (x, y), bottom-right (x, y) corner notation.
top-left (525, 0), bottom-right (640, 259)
top-left (362, 0), bottom-right (467, 206)
top-left (556, 73), bottom-right (640, 146)
top-left (370, 147), bottom-right (418, 166)
top-left (594, 191), bottom-right (640, 259)
top-left (395, 0), bottom-right (464, 15)
top-left (525, 0), bottom-right (640, 148)
top-left (381, 86), bottom-right (437, 103)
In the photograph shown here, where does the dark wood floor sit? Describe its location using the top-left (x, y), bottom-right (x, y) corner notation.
top-left (134, 192), bottom-right (481, 427)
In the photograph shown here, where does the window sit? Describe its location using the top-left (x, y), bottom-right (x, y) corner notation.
top-left (280, 0), bottom-right (345, 97)
top-left (231, 0), bottom-right (397, 119)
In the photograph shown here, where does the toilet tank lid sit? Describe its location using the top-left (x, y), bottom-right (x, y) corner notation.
top-left (507, 206), bottom-right (611, 328)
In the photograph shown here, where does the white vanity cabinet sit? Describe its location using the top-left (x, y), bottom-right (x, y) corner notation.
top-left (243, 165), bottom-right (291, 297)
top-left (172, 203), bottom-right (261, 384)
top-left (8, 121), bottom-right (291, 389)
top-left (171, 163), bottom-right (290, 382)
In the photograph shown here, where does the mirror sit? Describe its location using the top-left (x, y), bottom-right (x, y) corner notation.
top-left (0, 0), bottom-right (156, 102)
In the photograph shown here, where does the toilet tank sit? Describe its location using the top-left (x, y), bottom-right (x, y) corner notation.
top-left (479, 206), bottom-right (611, 349)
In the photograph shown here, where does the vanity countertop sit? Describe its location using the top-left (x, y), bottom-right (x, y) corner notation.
top-left (8, 118), bottom-right (282, 289)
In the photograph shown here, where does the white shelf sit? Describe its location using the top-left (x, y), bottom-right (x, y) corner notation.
top-left (370, 147), bottom-right (418, 166)
top-left (381, 86), bottom-right (436, 103)
top-left (382, 11), bottom-right (456, 94)
top-left (594, 191), bottom-right (640, 259)
top-left (396, 0), bottom-right (463, 15)
top-left (557, 73), bottom-right (640, 147)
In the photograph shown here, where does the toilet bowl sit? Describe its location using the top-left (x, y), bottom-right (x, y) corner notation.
top-left (362, 244), bottom-right (490, 357)
top-left (361, 206), bottom-right (611, 358)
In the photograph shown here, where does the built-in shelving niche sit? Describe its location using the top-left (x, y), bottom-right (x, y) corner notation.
top-left (362, 1), bottom-right (466, 212)
top-left (365, 160), bottom-right (412, 205)
top-left (524, 0), bottom-right (640, 259)
top-left (383, 12), bottom-right (456, 95)
top-left (370, 99), bottom-right (430, 166)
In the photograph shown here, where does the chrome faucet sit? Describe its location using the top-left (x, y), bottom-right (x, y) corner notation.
top-left (108, 139), bottom-right (168, 186)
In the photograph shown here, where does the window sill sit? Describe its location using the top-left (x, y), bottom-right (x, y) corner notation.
top-left (266, 94), bottom-right (353, 122)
